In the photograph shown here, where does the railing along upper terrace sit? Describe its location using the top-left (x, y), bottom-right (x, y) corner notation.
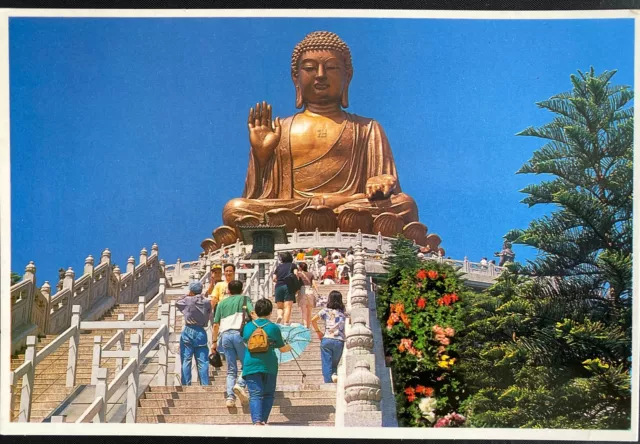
top-left (10, 244), bottom-right (164, 354)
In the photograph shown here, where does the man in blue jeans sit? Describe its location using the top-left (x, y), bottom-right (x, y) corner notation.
top-left (176, 281), bottom-right (211, 385)
top-left (212, 280), bottom-right (254, 407)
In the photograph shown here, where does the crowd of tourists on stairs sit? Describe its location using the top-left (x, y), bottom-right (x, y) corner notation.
top-left (175, 275), bottom-right (349, 425)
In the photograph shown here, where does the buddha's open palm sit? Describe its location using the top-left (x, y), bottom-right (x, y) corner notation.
top-left (248, 101), bottom-right (281, 163)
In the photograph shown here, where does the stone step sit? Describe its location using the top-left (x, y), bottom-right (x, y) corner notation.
top-left (135, 413), bottom-right (336, 424)
top-left (138, 404), bottom-right (335, 416)
top-left (144, 386), bottom-right (335, 396)
top-left (138, 397), bottom-right (335, 408)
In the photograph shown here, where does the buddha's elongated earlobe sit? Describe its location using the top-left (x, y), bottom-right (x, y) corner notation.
top-left (295, 86), bottom-right (304, 109)
top-left (292, 73), bottom-right (303, 109)
top-left (341, 74), bottom-right (352, 108)
top-left (341, 85), bottom-right (350, 108)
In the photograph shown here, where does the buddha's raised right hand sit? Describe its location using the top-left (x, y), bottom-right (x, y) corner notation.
top-left (248, 101), bottom-right (281, 165)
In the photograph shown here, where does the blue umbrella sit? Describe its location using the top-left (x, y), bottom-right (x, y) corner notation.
top-left (275, 324), bottom-right (311, 382)
top-left (275, 324), bottom-right (312, 364)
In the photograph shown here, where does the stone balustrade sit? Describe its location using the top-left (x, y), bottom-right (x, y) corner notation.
top-left (10, 244), bottom-right (163, 354)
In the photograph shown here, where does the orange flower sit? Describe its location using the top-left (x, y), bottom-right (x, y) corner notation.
top-left (416, 385), bottom-right (435, 397)
top-left (416, 269), bottom-right (428, 280)
top-left (427, 270), bottom-right (439, 280)
top-left (444, 327), bottom-right (455, 337)
top-left (405, 386), bottom-right (416, 402)
top-left (398, 343), bottom-right (406, 352)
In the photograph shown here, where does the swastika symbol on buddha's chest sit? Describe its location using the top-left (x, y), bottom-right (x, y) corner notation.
top-left (316, 127), bottom-right (328, 138)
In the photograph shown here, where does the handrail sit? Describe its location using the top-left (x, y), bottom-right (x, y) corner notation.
top-left (76, 397), bottom-right (104, 423)
top-left (11, 360), bottom-right (32, 380)
top-left (34, 325), bottom-right (77, 366)
top-left (106, 358), bottom-right (136, 399)
top-left (102, 330), bottom-right (124, 351)
top-left (143, 290), bottom-right (163, 316)
top-left (81, 320), bottom-right (162, 330)
top-left (139, 325), bottom-right (166, 358)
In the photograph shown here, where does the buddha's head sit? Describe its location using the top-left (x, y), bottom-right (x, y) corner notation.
top-left (291, 31), bottom-right (353, 109)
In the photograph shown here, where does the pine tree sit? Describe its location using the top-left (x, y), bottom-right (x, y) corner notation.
top-left (460, 69), bottom-right (632, 429)
top-left (10, 271), bottom-right (22, 285)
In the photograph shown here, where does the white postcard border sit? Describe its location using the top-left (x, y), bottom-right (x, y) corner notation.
top-left (0, 8), bottom-right (637, 441)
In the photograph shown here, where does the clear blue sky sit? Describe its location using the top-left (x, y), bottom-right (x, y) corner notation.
top-left (9, 17), bottom-right (634, 286)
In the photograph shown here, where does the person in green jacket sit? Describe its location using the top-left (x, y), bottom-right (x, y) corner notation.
top-left (242, 298), bottom-right (291, 425)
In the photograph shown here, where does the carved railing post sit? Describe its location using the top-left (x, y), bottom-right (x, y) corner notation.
top-left (84, 255), bottom-right (95, 307)
top-left (344, 361), bottom-right (382, 426)
top-left (39, 281), bottom-right (51, 334)
top-left (125, 257), bottom-right (136, 303)
top-left (100, 248), bottom-right (111, 265)
top-left (139, 248), bottom-right (148, 265)
top-left (66, 305), bottom-right (81, 387)
top-left (18, 336), bottom-right (37, 422)
top-left (175, 258), bottom-right (182, 278)
top-left (159, 277), bottom-right (167, 304)
top-left (314, 228), bottom-right (320, 243)
top-left (91, 335), bottom-right (103, 385)
top-left (62, 268), bottom-right (76, 327)
top-left (357, 229), bottom-right (362, 244)
top-left (293, 228), bottom-right (299, 243)
top-left (137, 296), bottom-right (145, 342)
top-left (100, 249), bottom-right (112, 298)
top-left (23, 262), bottom-right (37, 329)
top-left (126, 333), bottom-right (140, 423)
top-left (112, 265), bottom-right (122, 304)
top-left (116, 313), bottom-right (125, 372)
top-left (346, 317), bottom-right (374, 356)
top-left (336, 227), bottom-right (342, 243)
top-left (169, 300), bottom-right (177, 334)
top-left (157, 304), bottom-right (170, 386)
top-left (151, 243), bottom-right (159, 257)
top-left (463, 256), bottom-right (470, 273)
top-left (94, 367), bottom-right (108, 423)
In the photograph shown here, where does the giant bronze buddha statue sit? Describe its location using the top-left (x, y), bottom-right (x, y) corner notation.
top-left (202, 31), bottom-right (442, 253)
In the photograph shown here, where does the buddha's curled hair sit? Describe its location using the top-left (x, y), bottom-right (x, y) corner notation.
top-left (291, 31), bottom-right (353, 78)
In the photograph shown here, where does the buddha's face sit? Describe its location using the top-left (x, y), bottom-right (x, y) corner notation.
top-left (295, 49), bottom-right (349, 106)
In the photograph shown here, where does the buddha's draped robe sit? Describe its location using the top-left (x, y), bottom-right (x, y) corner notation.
top-left (222, 112), bottom-right (418, 227)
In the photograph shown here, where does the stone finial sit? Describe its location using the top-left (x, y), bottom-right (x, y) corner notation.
top-left (126, 256), bottom-right (136, 273)
top-left (159, 259), bottom-right (166, 269)
top-left (344, 361), bottom-right (381, 412)
top-left (113, 265), bottom-right (121, 277)
top-left (140, 248), bottom-right (148, 264)
top-left (63, 268), bottom-right (75, 290)
top-left (346, 317), bottom-right (374, 355)
top-left (85, 255), bottom-right (94, 266)
top-left (151, 243), bottom-right (159, 254)
top-left (41, 281), bottom-right (51, 298)
top-left (100, 248), bottom-right (111, 264)
top-left (25, 261), bottom-right (36, 274)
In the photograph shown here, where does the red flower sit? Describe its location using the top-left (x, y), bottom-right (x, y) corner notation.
top-left (416, 297), bottom-right (426, 309)
top-left (416, 269), bottom-right (428, 280)
top-left (404, 387), bottom-right (416, 402)
top-left (427, 270), bottom-right (439, 280)
top-left (416, 385), bottom-right (435, 397)
top-left (424, 387), bottom-right (435, 397)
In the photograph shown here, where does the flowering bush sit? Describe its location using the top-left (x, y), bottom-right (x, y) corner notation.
top-left (378, 241), bottom-right (473, 427)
